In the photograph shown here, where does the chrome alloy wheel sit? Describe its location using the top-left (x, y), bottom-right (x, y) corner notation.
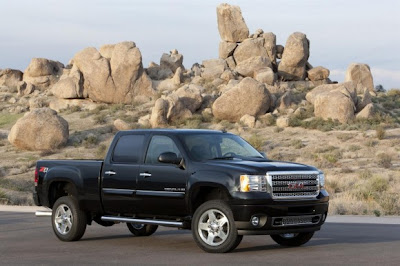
top-left (198, 209), bottom-right (229, 246)
top-left (54, 204), bottom-right (73, 235)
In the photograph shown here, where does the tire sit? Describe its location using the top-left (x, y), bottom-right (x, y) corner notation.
top-left (52, 196), bottom-right (87, 241)
top-left (192, 200), bottom-right (242, 253)
top-left (127, 223), bottom-right (158, 236)
top-left (270, 232), bottom-right (314, 247)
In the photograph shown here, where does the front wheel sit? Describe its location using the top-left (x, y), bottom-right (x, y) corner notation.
top-left (127, 223), bottom-right (158, 236)
top-left (52, 196), bottom-right (87, 241)
top-left (192, 200), bottom-right (242, 253)
top-left (270, 232), bottom-right (314, 247)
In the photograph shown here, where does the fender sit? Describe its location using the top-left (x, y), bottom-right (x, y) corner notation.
top-left (42, 165), bottom-right (84, 208)
top-left (186, 170), bottom-right (237, 213)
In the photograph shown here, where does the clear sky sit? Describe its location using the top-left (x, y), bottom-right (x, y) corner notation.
top-left (1, 0), bottom-right (399, 89)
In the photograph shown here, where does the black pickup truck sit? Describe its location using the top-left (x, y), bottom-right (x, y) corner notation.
top-left (34, 129), bottom-right (328, 253)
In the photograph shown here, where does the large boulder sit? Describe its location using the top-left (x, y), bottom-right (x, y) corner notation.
top-left (307, 66), bottom-right (330, 81)
top-left (73, 42), bottom-right (155, 104)
top-left (99, 44), bottom-right (116, 59)
top-left (216, 3), bottom-right (249, 42)
top-left (0, 69), bottom-right (23, 88)
top-left (8, 108), bottom-right (69, 151)
top-left (306, 82), bottom-right (357, 105)
top-left (233, 38), bottom-right (267, 64)
top-left (150, 84), bottom-right (204, 127)
top-left (201, 59), bottom-right (227, 80)
top-left (212, 77), bottom-right (271, 122)
top-left (262, 32), bottom-right (277, 69)
top-left (219, 41), bottom-right (237, 59)
top-left (23, 58), bottom-right (64, 89)
top-left (235, 56), bottom-right (272, 78)
top-left (314, 87), bottom-right (356, 123)
top-left (278, 32), bottom-right (310, 81)
top-left (160, 49), bottom-right (184, 73)
top-left (356, 103), bottom-right (375, 119)
top-left (345, 63), bottom-right (374, 92)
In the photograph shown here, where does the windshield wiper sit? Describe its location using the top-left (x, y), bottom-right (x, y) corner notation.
top-left (209, 156), bottom-right (236, 160)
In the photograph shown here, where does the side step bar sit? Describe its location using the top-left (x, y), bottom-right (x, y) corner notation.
top-left (101, 216), bottom-right (184, 227)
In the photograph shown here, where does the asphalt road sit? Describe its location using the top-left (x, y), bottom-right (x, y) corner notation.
top-left (1, 210), bottom-right (400, 265)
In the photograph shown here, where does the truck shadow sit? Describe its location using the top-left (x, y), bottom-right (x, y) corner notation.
top-left (234, 223), bottom-right (400, 253)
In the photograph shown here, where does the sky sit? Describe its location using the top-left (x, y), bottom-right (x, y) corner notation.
top-left (1, 0), bottom-right (399, 89)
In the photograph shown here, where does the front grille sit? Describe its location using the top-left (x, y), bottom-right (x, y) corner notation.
top-left (267, 171), bottom-right (320, 200)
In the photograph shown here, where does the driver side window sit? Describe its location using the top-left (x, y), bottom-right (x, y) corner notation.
top-left (145, 136), bottom-right (181, 165)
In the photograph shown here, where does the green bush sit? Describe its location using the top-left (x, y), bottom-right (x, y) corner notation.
top-left (246, 134), bottom-right (264, 150)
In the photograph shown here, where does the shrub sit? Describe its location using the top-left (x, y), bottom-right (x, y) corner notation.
top-left (93, 113), bottom-right (108, 124)
top-left (337, 133), bottom-right (355, 142)
top-left (358, 169), bottom-right (372, 179)
top-left (377, 153), bottom-right (392, 168)
top-left (274, 127), bottom-right (284, 133)
top-left (348, 145), bottom-right (361, 152)
top-left (0, 113), bottom-right (23, 127)
top-left (96, 144), bottom-right (107, 158)
top-left (246, 135), bottom-right (264, 150)
top-left (375, 126), bottom-right (386, 140)
top-left (83, 135), bottom-right (99, 148)
top-left (291, 139), bottom-right (304, 149)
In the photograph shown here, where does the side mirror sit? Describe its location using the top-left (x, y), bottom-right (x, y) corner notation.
top-left (158, 152), bottom-right (182, 165)
top-left (260, 152), bottom-right (267, 158)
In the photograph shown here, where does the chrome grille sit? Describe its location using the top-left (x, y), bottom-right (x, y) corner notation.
top-left (267, 171), bottom-right (320, 200)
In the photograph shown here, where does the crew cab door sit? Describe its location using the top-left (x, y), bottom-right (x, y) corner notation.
top-left (137, 135), bottom-right (188, 216)
top-left (101, 133), bottom-right (146, 214)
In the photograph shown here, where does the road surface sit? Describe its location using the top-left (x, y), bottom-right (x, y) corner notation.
top-left (1, 207), bottom-right (400, 265)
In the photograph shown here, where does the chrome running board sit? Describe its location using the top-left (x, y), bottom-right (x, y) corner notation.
top-left (101, 216), bottom-right (184, 227)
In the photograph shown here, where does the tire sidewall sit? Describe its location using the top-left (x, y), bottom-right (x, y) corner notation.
top-left (192, 200), bottom-right (240, 253)
top-left (51, 196), bottom-right (86, 241)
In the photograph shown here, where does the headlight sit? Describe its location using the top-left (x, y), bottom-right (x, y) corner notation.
top-left (318, 172), bottom-right (325, 188)
top-left (240, 175), bottom-right (267, 192)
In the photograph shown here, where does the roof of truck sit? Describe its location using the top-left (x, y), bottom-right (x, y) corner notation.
top-left (121, 129), bottom-right (227, 135)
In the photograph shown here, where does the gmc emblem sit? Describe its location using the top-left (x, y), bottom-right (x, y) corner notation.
top-left (288, 182), bottom-right (304, 189)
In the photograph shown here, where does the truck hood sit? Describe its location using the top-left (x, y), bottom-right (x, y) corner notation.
top-left (200, 158), bottom-right (318, 174)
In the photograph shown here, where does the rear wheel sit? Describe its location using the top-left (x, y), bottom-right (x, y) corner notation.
top-left (270, 232), bottom-right (314, 247)
top-left (127, 223), bottom-right (158, 236)
top-left (192, 200), bottom-right (242, 253)
top-left (52, 196), bottom-right (87, 241)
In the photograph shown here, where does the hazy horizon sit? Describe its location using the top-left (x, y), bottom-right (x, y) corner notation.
top-left (1, 0), bottom-right (399, 89)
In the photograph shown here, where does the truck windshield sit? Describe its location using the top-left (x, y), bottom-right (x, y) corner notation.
top-left (180, 133), bottom-right (264, 161)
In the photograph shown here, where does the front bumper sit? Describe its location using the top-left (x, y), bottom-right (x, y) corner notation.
top-left (230, 195), bottom-right (329, 235)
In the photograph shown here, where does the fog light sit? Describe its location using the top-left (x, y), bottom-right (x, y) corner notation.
top-left (251, 216), bottom-right (260, 227)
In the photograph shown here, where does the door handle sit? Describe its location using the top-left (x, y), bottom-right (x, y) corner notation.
top-left (139, 172), bottom-right (152, 178)
top-left (105, 171), bottom-right (116, 176)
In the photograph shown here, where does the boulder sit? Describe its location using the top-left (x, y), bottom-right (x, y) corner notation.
top-left (220, 70), bottom-right (235, 81)
top-left (262, 32), bottom-right (277, 69)
top-left (233, 38), bottom-right (267, 64)
top-left (278, 32), bottom-right (309, 81)
top-left (216, 3), bottom-right (249, 42)
top-left (0, 69), bottom-right (23, 88)
top-left (219, 41), bottom-right (237, 59)
top-left (356, 88), bottom-right (372, 112)
top-left (306, 82), bottom-right (357, 105)
top-left (255, 68), bottom-right (276, 85)
top-left (173, 84), bottom-right (203, 113)
top-left (356, 103), bottom-right (375, 119)
top-left (201, 62), bottom-right (226, 80)
top-left (150, 98), bottom-right (169, 128)
top-left (160, 50), bottom-right (184, 73)
top-left (73, 42), bottom-right (155, 104)
top-left (240, 114), bottom-right (256, 128)
top-left (212, 77), bottom-right (271, 122)
top-left (23, 58), bottom-right (64, 89)
top-left (276, 116), bottom-right (290, 128)
top-left (99, 44), bottom-right (115, 59)
top-left (226, 56), bottom-right (236, 69)
top-left (51, 65), bottom-right (84, 99)
top-left (307, 66), bottom-right (330, 81)
top-left (314, 88), bottom-right (355, 123)
top-left (278, 90), bottom-right (293, 110)
top-left (114, 119), bottom-right (131, 131)
top-left (8, 108), bottom-right (69, 151)
top-left (235, 56), bottom-right (272, 78)
top-left (345, 63), bottom-right (374, 92)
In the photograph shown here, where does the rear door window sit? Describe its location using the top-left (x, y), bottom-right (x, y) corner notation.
top-left (112, 135), bottom-right (145, 163)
